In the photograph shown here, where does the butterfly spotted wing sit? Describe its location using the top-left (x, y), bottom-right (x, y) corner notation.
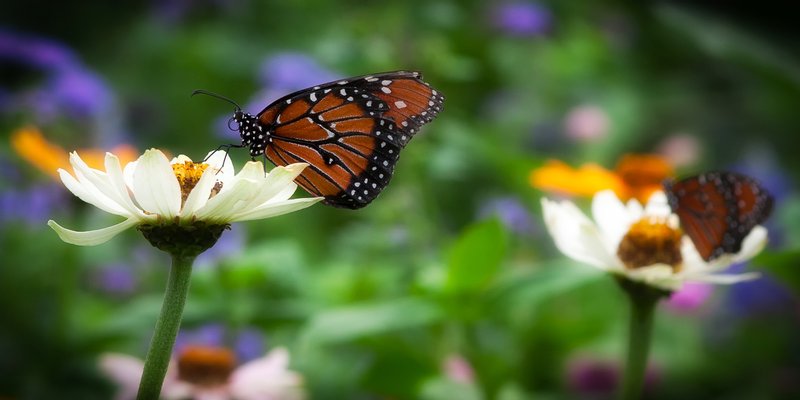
top-left (235, 71), bottom-right (444, 209)
top-left (664, 171), bottom-right (773, 261)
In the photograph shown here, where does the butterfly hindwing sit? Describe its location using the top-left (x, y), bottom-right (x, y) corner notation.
top-left (665, 171), bottom-right (772, 261)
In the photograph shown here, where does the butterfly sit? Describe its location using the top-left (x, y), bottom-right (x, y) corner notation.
top-left (194, 71), bottom-right (444, 209)
top-left (663, 171), bottom-right (773, 261)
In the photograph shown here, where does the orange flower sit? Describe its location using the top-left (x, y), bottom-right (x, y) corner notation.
top-left (10, 125), bottom-right (138, 179)
top-left (530, 154), bottom-right (674, 203)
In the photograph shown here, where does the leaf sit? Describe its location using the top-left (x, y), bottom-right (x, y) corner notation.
top-left (487, 259), bottom-right (604, 314)
top-left (754, 248), bottom-right (800, 293)
top-left (301, 297), bottom-right (443, 343)
top-left (446, 218), bottom-right (509, 293)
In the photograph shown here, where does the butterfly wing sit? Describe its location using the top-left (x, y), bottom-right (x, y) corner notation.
top-left (665, 172), bottom-right (772, 261)
top-left (257, 71), bottom-right (444, 209)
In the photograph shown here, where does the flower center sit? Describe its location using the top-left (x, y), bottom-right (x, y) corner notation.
top-left (172, 161), bottom-right (223, 205)
top-left (177, 345), bottom-right (237, 387)
top-left (617, 217), bottom-right (683, 271)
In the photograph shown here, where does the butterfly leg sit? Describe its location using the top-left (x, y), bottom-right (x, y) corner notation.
top-left (204, 143), bottom-right (244, 174)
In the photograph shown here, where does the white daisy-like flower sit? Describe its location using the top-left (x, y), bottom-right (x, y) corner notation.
top-left (541, 190), bottom-right (767, 291)
top-left (100, 347), bottom-right (305, 400)
top-left (48, 148), bottom-right (321, 246)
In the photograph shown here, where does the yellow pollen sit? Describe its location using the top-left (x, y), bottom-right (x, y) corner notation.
top-left (617, 217), bottom-right (683, 271)
top-left (172, 161), bottom-right (209, 205)
top-left (177, 345), bottom-right (237, 387)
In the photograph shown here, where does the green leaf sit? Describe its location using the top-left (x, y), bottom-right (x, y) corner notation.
top-left (446, 218), bottom-right (509, 293)
top-left (754, 248), bottom-right (800, 293)
top-left (301, 297), bottom-right (443, 343)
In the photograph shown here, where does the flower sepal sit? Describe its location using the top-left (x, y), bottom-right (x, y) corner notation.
top-left (138, 220), bottom-right (230, 259)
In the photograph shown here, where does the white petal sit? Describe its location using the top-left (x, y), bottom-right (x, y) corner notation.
top-left (123, 159), bottom-right (137, 188)
top-left (193, 178), bottom-right (259, 222)
top-left (229, 348), bottom-right (304, 400)
top-left (181, 166), bottom-right (219, 217)
top-left (170, 154), bottom-right (193, 164)
top-left (686, 272), bottom-right (761, 285)
top-left (239, 163), bottom-right (308, 211)
top-left (133, 149), bottom-right (181, 217)
top-left (68, 153), bottom-right (131, 216)
top-left (542, 198), bottom-right (621, 271)
top-left (204, 149), bottom-right (235, 177)
top-left (48, 218), bottom-right (139, 246)
top-left (99, 353), bottom-right (143, 400)
top-left (230, 197), bottom-right (322, 222)
top-left (731, 226), bottom-right (768, 264)
top-left (104, 153), bottom-right (145, 217)
top-left (624, 264), bottom-right (679, 289)
top-left (267, 182), bottom-right (299, 203)
top-left (592, 190), bottom-right (635, 254)
top-left (643, 191), bottom-right (672, 218)
top-left (58, 168), bottom-right (131, 217)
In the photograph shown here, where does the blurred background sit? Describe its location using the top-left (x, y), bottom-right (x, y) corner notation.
top-left (2, 1), bottom-right (799, 399)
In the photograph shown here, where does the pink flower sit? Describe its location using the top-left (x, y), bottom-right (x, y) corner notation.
top-left (564, 105), bottom-right (610, 141)
top-left (666, 282), bottom-right (714, 313)
top-left (443, 354), bottom-right (475, 384)
top-left (100, 347), bottom-right (304, 400)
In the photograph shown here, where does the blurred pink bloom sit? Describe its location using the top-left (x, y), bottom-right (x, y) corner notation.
top-left (443, 354), bottom-right (475, 384)
top-left (666, 282), bottom-right (714, 313)
top-left (100, 347), bottom-right (304, 400)
top-left (656, 134), bottom-right (702, 168)
top-left (563, 105), bottom-right (610, 141)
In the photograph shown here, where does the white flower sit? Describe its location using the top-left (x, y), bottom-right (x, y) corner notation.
top-left (48, 149), bottom-right (321, 246)
top-left (100, 347), bottom-right (305, 400)
top-left (541, 190), bottom-right (767, 290)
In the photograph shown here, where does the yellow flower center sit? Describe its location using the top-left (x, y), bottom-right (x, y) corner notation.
top-left (177, 345), bottom-right (237, 387)
top-left (617, 217), bottom-right (683, 272)
top-left (172, 161), bottom-right (223, 205)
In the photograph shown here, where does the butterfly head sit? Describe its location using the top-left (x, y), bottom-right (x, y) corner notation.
top-left (233, 111), bottom-right (269, 157)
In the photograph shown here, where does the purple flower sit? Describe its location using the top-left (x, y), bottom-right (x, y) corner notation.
top-left (175, 324), bottom-right (265, 363)
top-left (234, 328), bottom-right (265, 363)
top-left (194, 223), bottom-right (244, 268)
top-left (491, 2), bottom-right (552, 37)
top-left (0, 29), bottom-right (78, 71)
top-left (725, 265), bottom-right (795, 316)
top-left (0, 183), bottom-right (64, 226)
top-left (175, 323), bottom-right (227, 354)
top-left (258, 53), bottom-right (339, 91)
top-left (477, 196), bottom-right (536, 235)
top-left (91, 264), bottom-right (138, 295)
top-left (0, 30), bottom-right (113, 119)
top-left (215, 53), bottom-right (339, 140)
top-left (566, 358), bottom-right (618, 395)
top-left (566, 356), bottom-right (659, 396)
top-left (46, 67), bottom-right (113, 118)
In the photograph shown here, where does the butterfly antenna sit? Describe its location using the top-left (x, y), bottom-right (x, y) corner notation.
top-left (191, 89), bottom-right (243, 111)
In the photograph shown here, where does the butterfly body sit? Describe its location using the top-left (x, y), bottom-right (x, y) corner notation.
top-left (664, 171), bottom-right (773, 261)
top-left (232, 71), bottom-right (444, 209)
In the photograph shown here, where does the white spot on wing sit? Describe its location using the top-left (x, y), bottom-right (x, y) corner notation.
top-left (394, 100), bottom-right (407, 109)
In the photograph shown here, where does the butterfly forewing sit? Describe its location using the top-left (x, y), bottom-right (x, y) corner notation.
top-left (254, 71), bottom-right (443, 208)
top-left (665, 171), bottom-right (773, 261)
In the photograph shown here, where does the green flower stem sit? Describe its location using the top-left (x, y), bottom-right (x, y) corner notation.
top-left (136, 253), bottom-right (195, 400)
top-left (617, 278), bottom-right (665, 400)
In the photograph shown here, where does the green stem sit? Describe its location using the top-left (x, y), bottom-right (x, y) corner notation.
top-left (618, 279), bottom-right (663, 400)
top-left (137, 254), bottom-right (195, 400)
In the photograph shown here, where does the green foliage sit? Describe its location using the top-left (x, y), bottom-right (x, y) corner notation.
top-left (2, 0), bottom-right (799, 399)
top-left (446, 218), bottom-right (509, 293)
